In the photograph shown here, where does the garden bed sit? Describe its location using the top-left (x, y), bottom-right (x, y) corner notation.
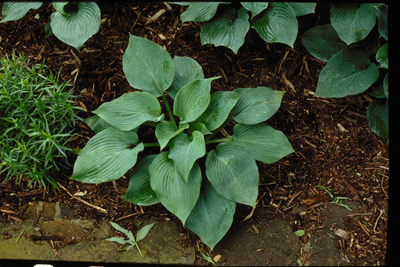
top-left (0, 2), bottom-right (389, 265)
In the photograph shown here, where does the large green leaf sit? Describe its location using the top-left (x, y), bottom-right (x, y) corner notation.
top-left (232, 123), bottom-right (294, 164)
top-left (185, 181), bottom-right (236, 250)
top-left (168, 56), bottom-right (204, 99)
top-left (287, 3), bottom-right (316, 17)
top-left (241, 2), bottom-right (269, 19)
top-left (168, 132), bottom-right (206, 181)
top-left (50, 2), bottom-right (101, 50)
top-left (0, 2), bottom-right (43, 23)
top-left (72, 128), bottom-right (144, 183)
top-left (315, 49), bottom-right (379, 98)
top-left (251, 2), bottom-right (298, 48)
top-left (330, 3), bottom-right (376, 45)
top-left (85, 115), bottom-right (116, 133)
top-left (123, 155), bottom-right (160, 206)
top-left (173, 78), bottom-right (219, 123)
top-left (197, 91), bottom-right (240, 131)
top-left (367, 98), bottom-right (388, 138)
top-left (93, 91), bottom-right (164, 132)
top-left (206, 142), bottom-right (259, 207)
top-left (181, 2), bottom-right (230, 23)
top-left (231, 87), bottom-right (284, 125)
top-left (150, 152), bottom-right (202, 224)
top-left (376, 4), bottom-right (387, 41)
top-left (155, 121), bottom-right (189, 150)
top-left (123, 35), bottom-right (174, 97)
top-left (376, 43), bottom-right (388, 69)
top-left (301, 24), bottom-right (345, 62)
top-left (200, 6), bottom-right (250, 54)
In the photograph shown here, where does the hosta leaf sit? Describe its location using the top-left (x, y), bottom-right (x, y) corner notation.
top-left (367, 98), bottom-right (388, 138)
top-left (376, 4), bottom-right (387, 41)
top-left (251, 2), bottom-right (298, 48)
top-left (123, 35), bottom-right (174, 97)
top-left (181, 2), bottom-right (230, 23)
top-left (200, 6), bottom-right (250, 54)
top-left (231, 87), bottom-right (284, 125)
top-left (376, 43), bottom-right (388, 69)
top-left (173, 78), bottom-right (219, 123)
top-left (206, 142), bottom-right (259, 206)
top-left (168, 56), bottom-right (204, 100)
top-left (93, 91), bottom-right (163, 132)
top-left (72, 128), bottom-right (144, 183)
top-left (188, 122), bottom-right (212, 136)
top-left (232, 123), bottom-right (294, 164)
top-left (330, 3), bottom-right (376, 45)
top-left (301, 24), bottom-right (345, 62)
top-left (185, 181), bottom-right (236, 250)
top-left (168, 132), bottom-right (206, 181)
top-left (52, 2), bottom-right (70, 16)
top-left (241, 2), bottom-right (269, 19)
top-left (150, 152), bottom-right (201, 224)
top-left (287, 3), bottom-right (316, 16)
top-left (85, 115), bottom-right (117, 133)
top-left (315, 49), bottom-right (379, 98)
top-left (50, 2), bottom-right (101, 50)
top-left (0, 2), bottom-right (43, 23)
top-left (123, 155), bottom-right (160, 206)
top-left (155, 121), bottom-right (189, 150)
top-left (197, 91), bottom-right (240, 131)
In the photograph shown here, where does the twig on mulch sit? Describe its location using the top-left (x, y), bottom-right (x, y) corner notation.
top-left (57, 182), bottom-right (108, 214)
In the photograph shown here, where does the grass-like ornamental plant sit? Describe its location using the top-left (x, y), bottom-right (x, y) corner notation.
top-left (0, 52), bottom-right (83, 189)
top-left (71, 35), bottom-right (294, 249)
top-left (171, 2), bottom-right (316, 54)
top-left (0, 2), bottom-right (101, 50)
top-left (301, 3), bottom-right (388, 138)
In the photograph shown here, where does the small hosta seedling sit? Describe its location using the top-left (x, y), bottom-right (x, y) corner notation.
top-left (72, 35), bottom-right (294, 249)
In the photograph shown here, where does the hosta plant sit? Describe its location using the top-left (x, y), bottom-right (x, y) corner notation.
top-left (0, 2), bottom-right (101, 50)
top-left (170, 2), bottom-right (316, 54)
top-left (0, 52), bottom-right (83, 189)
top-left (71, 35), bottom-right (294, 249)
top-left (301, 3), bottom-right (388, 138)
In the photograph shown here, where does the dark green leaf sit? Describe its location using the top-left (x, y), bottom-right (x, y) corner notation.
top-left (367, 98), bottom-right (388, 138)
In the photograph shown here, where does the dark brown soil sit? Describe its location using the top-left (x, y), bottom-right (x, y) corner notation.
top-left (0, 2), bottom-right (390, 265)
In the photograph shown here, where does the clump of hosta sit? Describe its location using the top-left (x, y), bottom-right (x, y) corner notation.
top-left (301, 3), bottom-right (388, 138)
top-left (71, 35), bottom-right (294, 249)
top-left (171, 2), bottom-right (316, 54)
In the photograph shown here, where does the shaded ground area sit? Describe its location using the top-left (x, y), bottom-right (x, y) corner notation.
top-left (0, 2), bottom-right (390, 265)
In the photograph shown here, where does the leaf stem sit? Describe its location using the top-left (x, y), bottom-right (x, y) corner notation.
top-left (162, 94), bottom-right (176, 128)
top-left (205, 136), bottom-right (232, 145)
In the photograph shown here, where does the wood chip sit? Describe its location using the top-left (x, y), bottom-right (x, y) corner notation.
top-left (334, 228), bottom-right (349, 239)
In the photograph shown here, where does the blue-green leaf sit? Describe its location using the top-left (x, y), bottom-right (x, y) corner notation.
top-left (231, 87), bottom-right (284, 125)
top-left (241, 2), bottom-right (269, 19)
top-left (251, 2), bottom-right (298, 48)
top-left (93, 91), bottom-right (163, 132)
top-left (173, 78), bottom-right (219, 123)
top-left (232, 123), bottom-right (294, 164)
top-left (287, 3), bottom-right (316, 16)
top-left (206, 142), bottom-right (259, 207)
top-left (123, 155), bottom-right (160, 206)
top-left (1, 2), bottom-right (43, 23)
top-left (367, 98), bottom-right (388, 138)
top-left (330, 3), bottom-right (376, 45)
top-left (150, 152), bottom-right (201, 224)
top-left (200, 6), bottom-right (250, 54)
top-left (315, 49), bottom-right (379, 98)
top-left (168, 132), bottom-right (206, 181)
top-left (123, 35), bottom-right (174, 97)
top-left (168, 56), bottom-right (204, 99)
top-left (155, 121), bottom-right (189, 150)
top-left (50, 2), bottom-right (101, 50)
top-left (185, 181), bottom-right (236, 250)
top-left (71, 128), bottom-right (144, 183)
top-left (181, 2), bottom-right (231, 23)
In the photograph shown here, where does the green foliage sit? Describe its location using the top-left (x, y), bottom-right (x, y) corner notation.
top-left (71, 35), bottom-right (294, 249)
top-left (0, 52), bottom-right (83, 189)
top-left (106, 221), bottom-right (155, 256)
top-left (0, 2), bottom-right (101, 50)
top-left (173, 2), bottom-right (316, 54)
top-left (301, 3), bottom-right (388, 138)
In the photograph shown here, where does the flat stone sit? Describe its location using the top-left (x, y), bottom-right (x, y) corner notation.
top-left (214, 207), bottom-right (301, 266)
